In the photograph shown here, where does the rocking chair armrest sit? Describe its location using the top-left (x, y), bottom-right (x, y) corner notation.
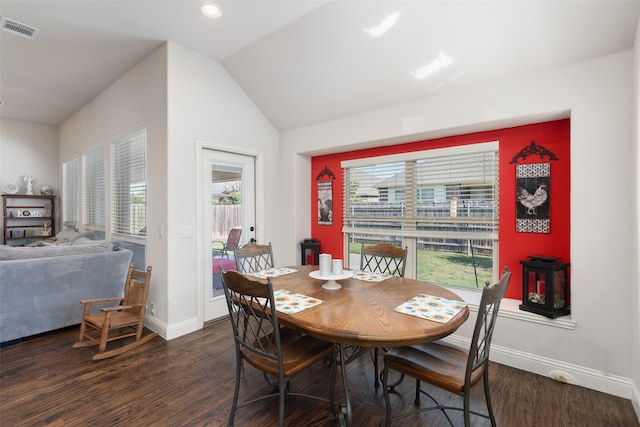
top-left (100, 303), bottom-right (143, 313)
top-left (79, 297), bottom-right (124, 306)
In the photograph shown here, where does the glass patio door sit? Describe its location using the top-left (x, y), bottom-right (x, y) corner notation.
top-left (202, 149), bottom-right (255, 321)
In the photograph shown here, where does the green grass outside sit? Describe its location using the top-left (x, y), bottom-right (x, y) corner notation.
top-left (350, 242), bottom-right (492, 289)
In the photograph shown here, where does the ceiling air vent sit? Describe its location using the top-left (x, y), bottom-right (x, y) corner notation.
top-left (0, 17), bottom-right (40, 40)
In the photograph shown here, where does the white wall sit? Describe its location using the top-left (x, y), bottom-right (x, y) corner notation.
top-left (281, 51), bottom-right (637, 401)
top-left (632, 19), bottom-right (640, 418)
top-left (59, 44), bottom-right (169, 330)
top-left (58, 42), bottom-right (279, 341)
top-left (0, 119), bottom-right (59, 229)
top-left (163, 42), bottom-right (279, 337)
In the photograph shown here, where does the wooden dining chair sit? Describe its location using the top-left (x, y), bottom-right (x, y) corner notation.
top-left (358, 242), bottom-right (408, 387)
top-left (360, 242), bottom-right (408, 277)
top-left (220, 269), bottom-right (337, 427)
top-left (73, 263), bottom-right (157, 360)
top-left (212, 228), bottom-right (242, 259)
top-left (382, 268), bottom-right (512, 427)
top-left (233, 242), bottom-right (274, 273)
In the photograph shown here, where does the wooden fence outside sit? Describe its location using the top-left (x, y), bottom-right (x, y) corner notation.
top-left (211, 205), bottom-right (242, 242)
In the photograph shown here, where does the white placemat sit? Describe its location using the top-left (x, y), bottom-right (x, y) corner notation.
top-left (273, 289), bottom-right (324, 315)
top-left (351, 270), bottom-right (393, 282)
top-left (394, 294), bottom-right (467, 324)
top-left (247, 267), bottom-right (298, 279)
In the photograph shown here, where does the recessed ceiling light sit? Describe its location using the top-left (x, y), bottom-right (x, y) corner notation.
top-left (364, 11), bottom-right (400, 38)
top-left (411, 52), bottom-right (453, 81)
top-left (201, 4), bottom-right (222, 18)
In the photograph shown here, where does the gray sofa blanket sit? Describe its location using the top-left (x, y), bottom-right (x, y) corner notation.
top-left (0, 247), bottom-right (133, 343)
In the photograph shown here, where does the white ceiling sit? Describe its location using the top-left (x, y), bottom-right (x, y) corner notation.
top-left (1, 1), bottom-right (639, 131)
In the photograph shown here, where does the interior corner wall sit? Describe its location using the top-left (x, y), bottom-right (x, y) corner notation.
top-left (280, 50), bottom-right (635, 396)
top-left (58, 44), bottom-right (169, 335)
top-left (0, 119), bottom-right (60, 230)
top-left (310, 119), bottom-right (570, 301)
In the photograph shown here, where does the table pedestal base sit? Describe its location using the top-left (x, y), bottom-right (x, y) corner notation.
top-left (322, 279), bottom-right (342, 290)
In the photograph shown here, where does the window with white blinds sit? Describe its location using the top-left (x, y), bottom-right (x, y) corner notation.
top-left (82, 146), bottom-right (105, 231)
top-left (342, 141), bottom-right (499, 288)
top-left (111, 126), bottom-right (147, 240)
top-left (62, 157), bottom-right (79, 228)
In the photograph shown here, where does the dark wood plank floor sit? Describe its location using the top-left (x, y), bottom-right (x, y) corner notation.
top-left (1, 319), bottom-right (637, 427)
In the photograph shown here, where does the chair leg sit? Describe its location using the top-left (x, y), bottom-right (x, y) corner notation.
top-left (278, 374), bottom-right (285, 427)
top-left (414, 379), bottom-right (420, 404)
top-left (329, 346), bottom-right (338, 419)
top-left (97, 316), bottom-right (111, 354)
top-left (483, 366), bottom-right (497, 427)
top-left (229, 351), bottom-right (241, 426)
top-left (463, 386), bottom-right (472, 427)
top-left (382, 364), bottom-right (392, 427)
top-left (75, 319), bottom-right (87, 345)
top-left (374, 347), bottom-right (379, 388)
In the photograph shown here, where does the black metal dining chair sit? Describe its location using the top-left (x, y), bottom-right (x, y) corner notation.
top-left (382, 268), bottom-right (511, 426)
top-left (233, 242), bottom-right (274, 273)
top-left (360, 242), bottom-right (408, 277)
top-left (220, 269), bottom-right (337, 427)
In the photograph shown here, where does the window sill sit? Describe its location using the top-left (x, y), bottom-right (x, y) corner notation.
top-left (446, 287), bottom-right (576, 330)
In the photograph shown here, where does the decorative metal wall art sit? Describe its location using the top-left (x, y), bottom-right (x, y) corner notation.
top-left (317, 166), bottom-right (335, 226)
top-left (516, 163), bottom-right (550, 233)
top-left (510, 140), bottom-right (558, 164)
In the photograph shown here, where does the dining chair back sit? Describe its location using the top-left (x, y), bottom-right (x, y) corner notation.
top-left (212, 228), bottom-right (242, 258)
top-left (382, 267), bottom-right (511, 427)
top-left (220, 269), bottom-right (337, 427)
top-left (234, 242), bottom-right (274, 273)
top-left (360, 243), bottom-right (407, 277)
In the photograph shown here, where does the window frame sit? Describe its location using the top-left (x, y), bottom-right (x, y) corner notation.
top-left (82, 145), bottom-right (106, 234)
top-left (62, 157), bottom-right (80, 230)
top-left (342, 141), bottom-right (499, 288)
top-left (110, 125), bottom-right (147, 243)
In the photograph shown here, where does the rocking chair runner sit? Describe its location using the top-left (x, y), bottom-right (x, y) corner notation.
top-left (73, 263), bottom-right (157, 360)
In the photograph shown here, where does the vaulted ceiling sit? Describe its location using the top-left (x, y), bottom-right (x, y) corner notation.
top-left (1, 1), bottom-right (638, 131)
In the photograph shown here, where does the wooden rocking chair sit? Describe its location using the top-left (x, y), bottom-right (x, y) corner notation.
top-left (73, 263), bottom-right (157, 360)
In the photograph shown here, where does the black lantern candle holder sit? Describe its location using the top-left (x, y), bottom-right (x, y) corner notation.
top-left (300, 238), bottom-right (320, 265)
top-left (519, 255), bottom-right (570, 319)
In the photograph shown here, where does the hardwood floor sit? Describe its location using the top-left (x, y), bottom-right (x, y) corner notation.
top-left (1, 319), bottom-right (637, 427)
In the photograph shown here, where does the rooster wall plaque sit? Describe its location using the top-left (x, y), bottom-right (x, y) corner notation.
top-left (516, 163), bottom-right (550, 233)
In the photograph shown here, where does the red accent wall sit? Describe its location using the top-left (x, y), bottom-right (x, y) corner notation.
top-left (310, 119), bottom-right (570, 300)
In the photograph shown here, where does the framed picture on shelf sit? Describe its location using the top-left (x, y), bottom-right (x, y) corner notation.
top-left (10, 230), bottom-right (23, 238)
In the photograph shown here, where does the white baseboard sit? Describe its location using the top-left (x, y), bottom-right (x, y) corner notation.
top-left (632, 382), bottom-right (640, 423)
top-left (144, 316), bottom-right (200, 341)
top-left (443, 335), bottom-right (633, 399)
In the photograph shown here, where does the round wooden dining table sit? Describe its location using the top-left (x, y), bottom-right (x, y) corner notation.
top-left (268, 265), bottom-right (470, 426)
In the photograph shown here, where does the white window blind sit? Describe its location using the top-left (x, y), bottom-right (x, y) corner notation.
top-left (111, 127), bottom-right (147, 240)
top-left (342, 142), bottom-right (499, 241)
top-left (82, 146), bottom-right (105, 230)
top-left (62, 157), bottom-right (79, 227)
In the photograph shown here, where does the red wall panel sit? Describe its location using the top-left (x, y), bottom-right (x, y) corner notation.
top-left (310, 119), bottom-right (570, 299)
